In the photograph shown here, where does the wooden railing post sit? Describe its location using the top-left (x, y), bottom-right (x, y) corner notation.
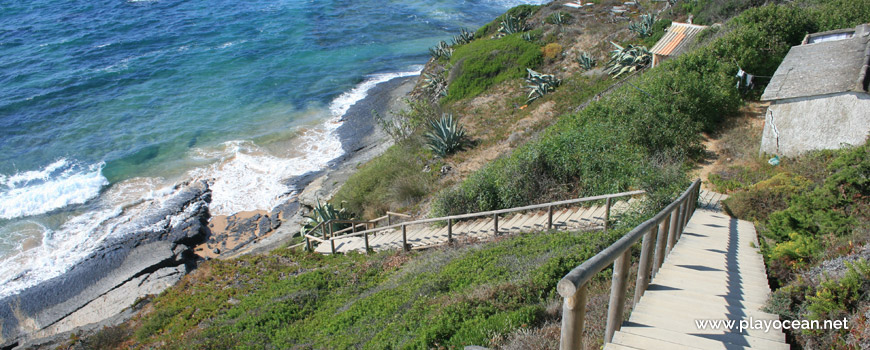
top-left (634, 225), bottom-right (656, 306)
top-left (678, 202), bottom-right (687, 240)
top-left (548, 205), bottom-right (554, 230)
top-left (604, 197), bottom-right (612, 233)
top-left (493, 214), bottom-right (499, 235)
top-left (330, 238), bottom-right (336, 254)
top-left (559, 284), bottom-right (588, 350)
top-left (305, 236), bottom-right (312, 252)
top-left (667, 204), bottom-right (680, 254)
top-left (402, 225), bottom-right (409, 252)
top-left (364, 231), bottom-right (370, 253)
top-left (605, 249), bottom-right (631, 343)
top-left (387, 214), bottom-right (392, 226)
top-left (447, 219), bottom-right (453, 243)
top-left (652, 216), bottom-right (670, 278)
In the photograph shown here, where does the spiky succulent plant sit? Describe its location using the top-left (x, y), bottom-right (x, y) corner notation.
top-left (429, 40), bottom-right (453, 60)
top-left (452, 28), bottom-right (474, 46)
top-left (606, 41), bottom-right (651, 78)
top-left (299, 200), bottom-right (354, 239)
top-left (546, 11), bottom-right (571, 26)
top-left (628, 13), bottom-right (656, 38)
top-left (498, 15), bottom-right (528, 36)
top-left (577, 51), bottom-right (597, 70)
top-left (525, 68), bottom-right (561, 104)
top-left (425, 114), bottom-right (467, 157)
top-left (422, 72), bottom-right (448, 99)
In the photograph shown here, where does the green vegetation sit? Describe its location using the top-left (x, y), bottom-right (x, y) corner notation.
top-left (719, 142), bottom-right (869, 348)
top-left (541, 42), bottom-right (562, 60)
top-left (524, 68), bottom-right (561, 104)
top-left (332, 140), bottom-right (441, 218)
top-left (300, 200), bottom-right (355, 238)
top-left (127, 227), bottom-right (639, 349)
top-left (640, 19), bottom-right (672, 48)
top-left (452, 28), bottom-right (475, 46)
top-left (475, 4), bottom-right (541, 39)
top-left (628, 13), bottom-right (656, 38)
top-left (545, 11), bottom-right (572, 26)
top-left (446, 33), bottom-right (542, 101)
top-left (425, 114), bottom-right (467, 157)
top-left (429, 40), bottom-right (453, 60)
top-left (605, 42), bottom-right (651, 78)
top-left (498, 14), bottom-right (529, 36)
top-left (576, 51), bottom-right (596, 70)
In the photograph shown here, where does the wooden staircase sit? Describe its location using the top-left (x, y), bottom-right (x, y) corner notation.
top-left (314, 200), bottom-right (636, 254)
top-left (605, 191), bottom-right (788, 350)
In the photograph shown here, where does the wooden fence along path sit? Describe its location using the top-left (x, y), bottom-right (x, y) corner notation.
top-left (558, 182), bottom-right (787, 349)
top-left (305, 190), bottom-right (645, 255)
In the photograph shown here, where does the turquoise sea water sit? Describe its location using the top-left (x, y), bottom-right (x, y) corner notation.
top-left (0, 0), bottom-right (546, 297)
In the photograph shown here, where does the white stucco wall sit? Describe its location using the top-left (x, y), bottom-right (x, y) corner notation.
top-left (761, 92), bottom-right (870, 156)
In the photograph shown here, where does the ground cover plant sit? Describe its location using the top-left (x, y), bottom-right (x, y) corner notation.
top-left (105, 224), bottom-right (649, 349)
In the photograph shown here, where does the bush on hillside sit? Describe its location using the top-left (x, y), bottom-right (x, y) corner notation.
top-left (765, 143), bottom-right (870, 242)
top-left (446, 33), bottom-right (542, 101)
top-left (722, 172), bottom-right (813, 222)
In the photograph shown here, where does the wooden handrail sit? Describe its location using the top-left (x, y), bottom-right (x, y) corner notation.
top-left (325, 189), bottom-right (646, 241)
top-left (557, 179), bottom-right (701, 349)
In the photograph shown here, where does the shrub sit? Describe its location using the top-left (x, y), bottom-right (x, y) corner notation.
top-left (765, 143), bottom-right (870, 242)
top-left (722, 172), bottom-right (813, 222)
top-left (332, 141), bottom-right (438, 218)
top-left (769, 232), bottom-right (823, 270)
top-left (446, 33), bottom-right (542, 101)
top-left (541, 43), bottom-right (562, 60)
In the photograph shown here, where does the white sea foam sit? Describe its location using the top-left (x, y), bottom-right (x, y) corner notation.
top-left (0, 176), bottom-right (178, 299)
top-left (189, 135), bottom-right (342, 216)
top-left (329, 68), bottom-right (423, 119)
top-left (0, 160), bottom-right (109, 220)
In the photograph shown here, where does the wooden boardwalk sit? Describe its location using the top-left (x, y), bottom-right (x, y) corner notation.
top-left (606, 191), bottom-right (788, 350)
top-left (314, 200), bottom-right (634, 254)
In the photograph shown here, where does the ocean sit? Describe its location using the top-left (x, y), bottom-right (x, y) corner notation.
top-left (0, 0), bottom-right (547, 299)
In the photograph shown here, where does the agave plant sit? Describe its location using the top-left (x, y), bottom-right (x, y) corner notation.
top-left (525, 68), bottom-right (561, 104)
top-left (429, 40), bottom-right (453, 60)
top-left (577, 51), bottom-right (597, 70)
top-left (425, 114), bottom-right (466, 157)
top-left (299, 200), bottom-right (354, 239)
top-left (422, 72), bottom-right (448, 100)
top-left (628, 13), bottom-right (656, 38)
top-left (522, 32), bottom-right (534, 42)
top-left (606, 42), bottom-right (651, 78)
top-left (498, 15), bottom-right (528, 36)
top-left (451, 28), bottom-right (474, 46)
top-left (546, 11), bottom-right (571, 26)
